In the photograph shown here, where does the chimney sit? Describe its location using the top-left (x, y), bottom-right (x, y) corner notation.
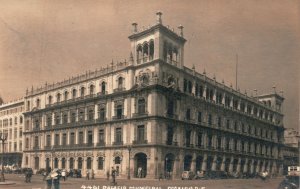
top-left (178, 25), bottom-right (184, 37)
top-left (156, 11), bottom-right (162, 24)
top-left (132, 23), bottom-right (138, 33)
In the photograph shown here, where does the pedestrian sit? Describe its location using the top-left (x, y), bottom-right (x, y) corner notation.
top-left (111, 167), bottom-right (117, 185)
top-left (106, 170), bottom-right (110, 181)
top-left (61, 169), bottom-right (66, 181)
top-left (138, 167), bottom-right (142, 178)
top-left (91, 169), bottom-right (95, 179)
top-left (51, 169), bottom-right (61, 189)
top-left (44, 167), bottom-right (52, 189)
top-left (86, 170), bottom-right (90, 180)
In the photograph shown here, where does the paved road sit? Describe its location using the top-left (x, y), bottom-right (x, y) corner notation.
top-left (1, 174), bottom-right (282, 189)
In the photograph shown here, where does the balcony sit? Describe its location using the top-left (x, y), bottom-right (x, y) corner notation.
top-left (97, 91), bottom-right (108, 96)
top-left (165, 113), bottom-right (178, 119)
top-left (165, 141), bottom-right (178, 146)
top-left (112, 115), bottom-right (125, 120)
top-left (96, 117), bottom-right (107, 123)
top-left (113, 87), bottom-right (126, 93)
top-left (113, 141), bottom-right (123, 146)
top-left (96, 141), bottom-right (106, 147)
top-left (132, 112), bottom-right (148, 118)
top-left (132, 140), bottom-right (148, 145)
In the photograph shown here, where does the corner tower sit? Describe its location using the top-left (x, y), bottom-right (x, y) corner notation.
top-left (128, 12), bottom-right (186, 68)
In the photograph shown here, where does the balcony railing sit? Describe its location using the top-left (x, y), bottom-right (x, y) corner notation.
top-left (96, 117), bottom-right (107, 123)
top-left (132, 112), bottom-right (148, 118)
top-left (165, 141), bottom-right (178, 146)
top-left (96, 141), bottom-right (106, 147)
top-left (112, 115), bottom-right (125, 120)
top-left (113, 87), bottom-right (126, 93)
top-left (165, 113), bottom-right (178, 119)
top-left (132, 140), bottom-right (148, 145)
top-left (113, 141), bottom-right (123, 146)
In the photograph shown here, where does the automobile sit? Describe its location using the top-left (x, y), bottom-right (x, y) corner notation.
top-left (277, 176), bottom-right (299, 189)
top-left (181, 171), bottom-right (195, 180)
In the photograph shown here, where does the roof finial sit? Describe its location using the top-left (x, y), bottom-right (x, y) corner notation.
top-left (178, 25), bottom-right (184, 37)
top-left (132, 23), bottom-right (138, 33)
top-left (156, 11), bottom-right (162, 24)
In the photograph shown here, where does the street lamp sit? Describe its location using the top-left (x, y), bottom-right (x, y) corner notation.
top-left (0, 133), bottom-right (8, 182)
top-left (127, 145), bottom-right (132, 180)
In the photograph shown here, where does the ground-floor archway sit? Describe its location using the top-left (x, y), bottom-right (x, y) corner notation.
top-left (196, 156), bottom-right (203, 171)
top-left (134, 153), bottom-right (147, 178)
top-left (216, 156), bottom-right (222, 171)
top-left (225, 158), bottom-right (230, 172)
top-left (206, 156), bottom-right (213, 172)
top-left (183, 155), bottom-right (192, 171)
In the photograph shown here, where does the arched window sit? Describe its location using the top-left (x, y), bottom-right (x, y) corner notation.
top-left (54, 158), bottom-right (58, 168)
top-left (61, 158), bottom-right (66, 169)
top-left (98, 157), bottom-right (104, 170)
top-left (89, 85), bottom-right (94, 95)
top-left (137, 45), bottom-right (142, 64)
top-left (80, 87), bottom-right (85, 97)
top-left (57, 93), bottom-right (61, 102)
top-left (115, 156), bottom-right (121, 164)
top-left (48, 96), bottom-right (52, 104)
top-left (36, 98), bottom-right (40, 108)
top-left (78, 157), bottom-right (83, 169)
top-left (118, 77), bottom-right (124, 89)
top-left (137, 98), bottom-right (146, 114)
top-left (149, 41), bottom-right (154, 61)
top-left (101, 81), bottom-right (106, 94)
top-left (72, 89), bottom-right (77, 99)
top-left (64, 91), bottom-right (68, 101)
top-left (173, 48), bottom-right (178, 63)
top-left (87, 157), bottom-right (92, 169)
top-left (143, 43), bottom-right (149, 62)
top-left (69, 158), bottom-right (74, 169)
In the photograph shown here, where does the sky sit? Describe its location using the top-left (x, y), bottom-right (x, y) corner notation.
top-left (0, 0), bottom-right (299, 129)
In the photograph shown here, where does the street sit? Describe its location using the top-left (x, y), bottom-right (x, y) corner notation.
top-left (1, 174), bottom-right (283, 189)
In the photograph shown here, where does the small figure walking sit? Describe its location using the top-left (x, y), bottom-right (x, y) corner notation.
top-left (61, 169), bottom-right (66, 181)
top-left (91, 169), bottom-right (95, 179)
top-left (111, 167), bottom-right (117, 185)
top-left (86, 170), bottom-right (90, 180)
top-left (106, 170), bottom-right (110, 181)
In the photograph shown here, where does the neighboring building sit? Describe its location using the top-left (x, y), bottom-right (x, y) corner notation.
top-left (0, 99), bottom-right (24, 167)
top-left (282, 128), bottom-right (299, 175)
top-left (22, 12), bottom-right (285, 178)
top-left (284, 128), bottom-right (300, 147)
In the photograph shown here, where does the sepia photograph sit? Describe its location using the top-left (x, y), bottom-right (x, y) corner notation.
top-left (0, 1), bottom-right (299, 189)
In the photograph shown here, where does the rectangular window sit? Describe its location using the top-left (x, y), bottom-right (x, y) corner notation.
top-left (166, 126), bottom-right (174, 145)
top-left (79, 111), bottom-right (84, 122)
top-left (217, 117), bottom-right (222, 127)
top-left (208, 114), bottom-right (212, 125)
top-left (115, 128), bottom-right (122, 143)
top-left (226, 119), bottom-right (230, 129)
top-left (98, 129), bottom-right (104, 143)
top-left (63, 113), bottom-right (68, 124)
top-left (78, 131), bottom-right (84, 144)
top-left (197, 112), bottom-right (202, 123)
top-left (71, 112), bottom-right (76, 123)
top-left (88, 109), bottom-right (94, 120)
top-left (34, 136), bottom-right (39, 148)
top-left (197, 132), bottom-right (202, 147)
top-left (70, 132), bottom-right (75, 145)
top-left (46, 135), bottom-right (51, 146)
top-left (62, 133), bottom-right (67, 146)
top-left (186, 109), bottom-right (191, 120)
top-left (88, 131), bottom-right (93, 146)
top-left (99, 108), bottom-right (106, 121)
top-left (55, 134), bottom-right (60, 146)
top-left (137, 125), bottom-right (145, 142)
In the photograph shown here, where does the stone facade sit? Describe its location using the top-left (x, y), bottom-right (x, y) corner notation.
top-left (22, 12), bottom-right (285, 178)
top-left (0, 99), bottom-right (24, 167)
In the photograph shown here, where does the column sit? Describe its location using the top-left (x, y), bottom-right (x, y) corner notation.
top-left (211, 155), bottom-right (217, 171)
top-left (236, 158), bottom-right (241, 173)
top-left (229, 156), bottom-right (234, 173)
top-left (243, 158), bottom-right (248, 173)
top-left (220, 156), bottom-right (226, 171)
top-left (250, 159), bottom-right (254, 174)
top-left (201, 153), bottom-right (207, 171)
top-left (256, 160), bottom-right (260, 173)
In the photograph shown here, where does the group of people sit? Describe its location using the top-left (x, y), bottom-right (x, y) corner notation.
top-left (24, 168), bottom-right (33, 183)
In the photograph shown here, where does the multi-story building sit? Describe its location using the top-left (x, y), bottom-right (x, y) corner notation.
top-left (282, 128), bottom-right (299, 174)
top-left (22, 12), bottom-right (285, 178)
top-left (0, 99), bottom-right (24, 167)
